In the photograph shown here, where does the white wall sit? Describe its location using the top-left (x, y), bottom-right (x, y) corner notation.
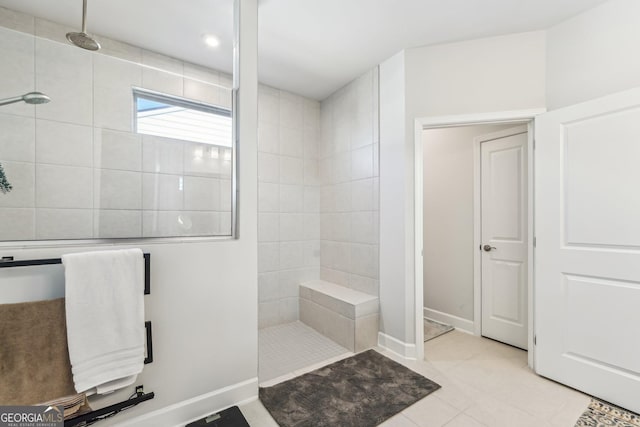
top-left (379, 31), bottom-right (546, 352)
top-left (422, 124), bottom-right (512, 323)
top-left (379, 51), bottom-right (414, 347)
top-left (405, 31), bottom-right (546, 118)
top-left (547, 0), bottom-right (640, 110)
top-left (0, 1), bottom-right (258, 425)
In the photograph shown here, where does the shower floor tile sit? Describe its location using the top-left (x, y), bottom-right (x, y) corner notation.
top-left (258, 321), bottom-right (351, 383)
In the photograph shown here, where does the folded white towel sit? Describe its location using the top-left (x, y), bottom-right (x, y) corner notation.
top-left (63, 248), bottom-right (145, 394)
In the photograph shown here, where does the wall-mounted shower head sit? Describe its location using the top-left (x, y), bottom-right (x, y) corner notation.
top-left (66, 0), bottom-right (100, 51)
top-left (0, 92), bottom-right (51, 107)
top-left (22, 92), bottom-right (51, 105)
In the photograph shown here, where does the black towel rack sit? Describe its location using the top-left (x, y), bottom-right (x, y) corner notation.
top-left (0, 253), bottom-right (151, 295)
top-left (64, 386), bottom-right (155, 427)
top-left (0, 252), bottom-right (156, 425)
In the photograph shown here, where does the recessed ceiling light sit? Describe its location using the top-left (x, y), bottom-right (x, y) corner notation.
top-left (204, 35), bottom-right (220, 48)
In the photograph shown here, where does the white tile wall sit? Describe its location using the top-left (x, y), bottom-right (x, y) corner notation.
top-left (141, 210), bottom-right (218, 237)
top-left (94, 209), bottom-right (142, 238)
top-left (93, 55), bottom-right (141, 132)
top-left (96, 169), bottom-right (142, 210)
top-left (303, 214), bottom-right (320, 240)
top-left (183, 176), bottom-right (221, 211)
top-left (35, 208), bottom-right (93, 240)
top-left (258, 182), bottom-right (280, 213)
top-left (280, 127), bottom-right (304, 157)
top-left (303, 187), bottom-right (320, 213)
top-left (94, 129), bottom-right (142, 171)
top-left (258, 152), bottom-right (279, 183)
top-left (0, 27), bottom-right (35, 118)
top-left (142, 135), bottom-right (184, 175)
top-left (258, 243), bottom-right (280, 273)
top-left (258, 86), bottom-right (322, 328)
top-left (258, 123), bottom-right (279, 154)
top-left (0, 114), bottom-right (35, 162)
top-left (0, 11), bottom-right (234, 240)
top-left (142, 173), bottom-right (183, 211)
top-left (36, 164), bottom-right (92, 209)
top-left (258, 213), bottom-right (279, 243)
top-left (279, 213), bottom-right (304, 241)
top-left (36, 120), bottom-right (93, 167)
top-left (279, 156), bottom-right (304, 184)
top-left (0, 7), bottom-right (34, 34)
top-left (35, 38), bottom-right (93, 126)
top-left (141, 50), bottom-right (183, 96)
top-left (0, 161), bottom-right (34, 208)
top-left (279, 184), bottom-right (303, 213)
top-left (319, 68), bottom-right (380, 297)
top-left (184, 78), bottom-right (219, 105)
top-left (0, 208), bottom-right (35, 240)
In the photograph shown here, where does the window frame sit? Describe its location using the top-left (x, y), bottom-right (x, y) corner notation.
top-left (132, 87), bottom-right (233, 142)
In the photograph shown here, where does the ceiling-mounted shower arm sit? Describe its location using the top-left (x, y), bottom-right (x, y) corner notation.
top-left (66, 0), bottom-right (100, 51)
top-left (81, 0), bottom-right (88, 34)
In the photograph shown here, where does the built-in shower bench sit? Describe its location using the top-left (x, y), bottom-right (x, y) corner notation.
top-left (299, 280), bottom-right (379, 353)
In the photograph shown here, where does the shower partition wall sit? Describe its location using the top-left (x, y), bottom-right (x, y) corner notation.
top-left (256, 86), bottom-right (322, 328)
top-left (256, 68), bottom-right (380, 329)
top-left (0, 13), bottom-right (234, 241)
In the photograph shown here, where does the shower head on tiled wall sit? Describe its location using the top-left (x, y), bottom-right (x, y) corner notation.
top-left (0, 92), bottom-right (51, 107)
top-left (66, 0), bottom-right (101, 51)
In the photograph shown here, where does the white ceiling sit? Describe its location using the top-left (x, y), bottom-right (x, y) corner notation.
top-left (0, 0), bottom-right (607, 100)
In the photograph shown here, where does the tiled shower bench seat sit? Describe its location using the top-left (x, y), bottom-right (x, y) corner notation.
top-left (299, 280), bottom-right (379, 353)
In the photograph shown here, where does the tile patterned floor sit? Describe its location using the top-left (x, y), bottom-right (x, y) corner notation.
top-left (245, 327), bottom-right (591, 427)
top-left (258, 321), bottom-right (351, 383)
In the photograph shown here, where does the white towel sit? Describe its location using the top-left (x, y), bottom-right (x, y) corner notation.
top-left (63, 248), bottom-right (145, 394)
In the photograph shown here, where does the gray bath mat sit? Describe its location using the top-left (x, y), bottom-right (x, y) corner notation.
top-left (575, 399), bottom-right (640, 427)
top-left (259, 349), bottom-right (440, 427)
top-left (424, 319), bottom-right (454, 342)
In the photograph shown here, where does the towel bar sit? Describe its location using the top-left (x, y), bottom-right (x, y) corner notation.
top-left (64, 386), bottom-right (155, 427)
top-left (1, 252), bottom-right (156, 425)
top-left (0, 253), bottom-right (151, 294)
top-left (144, 321), bottom-right (153, 364)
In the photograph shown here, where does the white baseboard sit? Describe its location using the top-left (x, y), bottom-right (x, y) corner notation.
top-left (377, 332), bottom-right (417, 360)
top-left (424, 308), bottom-right (475, 335)
top-left (118, 378), bottom-right (258, 427)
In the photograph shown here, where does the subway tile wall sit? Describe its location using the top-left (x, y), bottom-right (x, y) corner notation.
top-left (319, 69), bottom-right (380, 296)
top-left (0, 8), bottom-right (232, 240)
top-left (257, 86), bottom-right (322, 328)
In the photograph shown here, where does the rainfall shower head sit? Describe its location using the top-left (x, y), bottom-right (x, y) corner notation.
top-left (66, 32), bottom-right (101, 51)
top-left (66, 0), bottom-right (100, 51)
top-left (0, 92), bottom-right (51, 107)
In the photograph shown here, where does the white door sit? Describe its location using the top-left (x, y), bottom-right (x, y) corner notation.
top-left (535, 87), bottom-right (640, 413)
top-left (479, 125), bottom-right (528, 349)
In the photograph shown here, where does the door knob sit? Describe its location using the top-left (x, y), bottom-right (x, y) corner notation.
top-left (483, 244), bottom-right (496, 252)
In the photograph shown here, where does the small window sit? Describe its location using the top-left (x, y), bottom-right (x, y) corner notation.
top-left (131, 88), bottom-right (234, 239)
top-left (134, 88), bottom-right (232, 146)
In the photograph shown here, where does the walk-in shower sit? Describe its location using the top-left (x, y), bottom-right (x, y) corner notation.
top-left (0, 91), bottom-right (50, 107)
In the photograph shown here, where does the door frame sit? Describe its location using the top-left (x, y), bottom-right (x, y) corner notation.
top-left (414, 109), bottom-right (544, 366)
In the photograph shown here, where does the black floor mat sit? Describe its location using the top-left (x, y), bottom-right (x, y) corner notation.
top-left (185, 406), bottom-right (249, 427)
